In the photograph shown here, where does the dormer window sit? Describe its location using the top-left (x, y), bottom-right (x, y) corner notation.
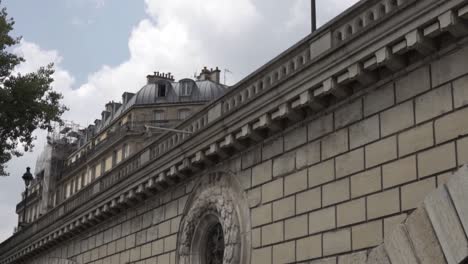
top-left (157, 84), bottom-right (167, 97)
top-left (180, 83), bottom-right (192, 96)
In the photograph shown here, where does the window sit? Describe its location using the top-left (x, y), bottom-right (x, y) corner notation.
top-left (180, 82), bottom-right (192, 96)
top-left (157, 84), bottom-right (167, 97)
top-left (123, 144), bottom-right (130, 159)
top-left (178, 109), bottom-right (191, 120)
top-left (65, 182), bottom-right (71, 198)
top-left (154, 110), bottom-right (165, 121)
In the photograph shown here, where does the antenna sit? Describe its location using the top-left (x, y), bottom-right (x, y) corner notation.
top-left (224, 69), bottom-right (232, 85)
top-left (311, 0), bottom-right (317, 32)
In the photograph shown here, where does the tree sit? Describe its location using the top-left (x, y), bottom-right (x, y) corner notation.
top-left (0, 5), bottom-right (67, 176)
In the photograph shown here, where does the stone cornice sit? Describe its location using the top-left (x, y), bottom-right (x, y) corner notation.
top-left (2, 0), bottom-right (468, 262)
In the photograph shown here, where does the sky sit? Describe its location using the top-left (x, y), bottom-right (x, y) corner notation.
top-left (0, 0), bottom-right (359, 242)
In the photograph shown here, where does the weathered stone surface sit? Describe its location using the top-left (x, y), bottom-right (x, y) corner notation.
top-left (380, 101), bottom-right (414, 137)
top-left (308, 113), bottom-right (333, 141)
top-left (285, 214), bottom-right (308, 239)
top-left (424, 186), bottom-right (468, 264)
top-left (338, 251), bottom-right (367, 264)
top-left (395, 66), bottom-right (430, 102)
top-left (385, 224), bottom-right (418, 264)
top-left (435, 107), bottom-right (468, 144)
top-left (352, 220), bottom-right (382, 250)
top-left (364, 83), bottom-right (395, 117)
top-left (296, 235), bottom-right (322, 261)
top-left (382, 155), bottom-right (417, 188)
top-left (335, 99), bottom-right (363, 129)
top-left (401, 177), bottom-right (436, 211)
top-left (415, 84), bottom-right (453, 123)
top-left (322, 129), bottom-right (349, 159)
top-left (367, 245), bottom-right (391, 264)
top-left (296, 187), bottom-right (321, 214)
top-left (284, 125), bottom-right (307, 151)
top-left (418, 142), bottom-right (456, 178)
top-left (365, 136), bottom-right (397, 168)
top-left (350, 167), bottom-right (381, 198)
top-left (349, 115), bottom-right (380, 149)
top-left (308, 159), bottom-right (335, 188)
top-left (399, 122), bottom-right (434, 157)
top-left (261, 178), bottom-right (283, 203)
top-left (273, 196), bottom-right (295, 221)
top-left (273, 241), bottom-right (295, 264)
top-left (272, 152), bottom-right (295, 177)
top-left (432, 45), bottom-right (468, 87)
top-left (337, 198), bottom-right (365, 227)
top-left (405, 207), bottom-right (447, 264)
top-left (252, 160), bottom-right (272, 187)
top-left (367, 188), bottom-right (400, 219)
top-left (446, 165), bottom-right (468, 238)
top-left (336, 148), bottom-right (364, 178)
top-left (284, 169), bottom-right (308, 195)
top-left (323, 178), bottom-right (350, 206)
top-left (453, 75), bottom-right (468, 108)
top-left (309, 207), bottom-right (336, 234)
top-left (261, 221), bottom-right (284, 246)
top-left (323, 228), bottom-right (351, 256)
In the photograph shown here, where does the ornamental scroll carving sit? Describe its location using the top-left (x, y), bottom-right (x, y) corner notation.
top-left (177, 171), bottom-right (251, 264)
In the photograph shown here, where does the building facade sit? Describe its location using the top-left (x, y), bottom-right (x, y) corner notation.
top-left (2, 0), bottom-right (468, 263)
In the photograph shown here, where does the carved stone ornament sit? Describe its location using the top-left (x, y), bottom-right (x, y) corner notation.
top-left (177, 171), bottom-right (251, 264)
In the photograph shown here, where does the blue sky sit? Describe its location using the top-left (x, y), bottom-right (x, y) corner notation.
top-left (0, 0), bottom-right (359, 242)
top-left (5, 0), bottom-right (145, 84)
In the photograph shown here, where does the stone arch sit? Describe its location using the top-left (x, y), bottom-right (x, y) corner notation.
top-left (177, 171), bottom-right (251, 264)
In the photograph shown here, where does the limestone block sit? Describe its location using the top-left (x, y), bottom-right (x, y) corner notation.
top-left (338, 251), bottom-right (367, 264)
top-left (273, 241), bottom-right (295, 264)
top-left (336, 148), bottom-right (364, 178)
top-left (285, 214), bottom-right (308, 240)
top-left (417, 142), bottom-right (456, 178)
top-left (380, 101), bottom-right (414, 137)
top-left (284, 169), bottom-right (308, 195)
top-left (251, 247), bottom-right (271, 263)
top-left (382, 155), bottom-right (417, 188)
top-left (308, 159), bottom-right (335, 188)
top-left (367, 245), bottom-right (391, 264)
top-left (252, 160), bottom-right (272, 187)
top-left (164, 200), bottom-right (178, 220)
top-left (350, 167), bottom-right (381, 198)
top-left (364, 83), bottom-right (395, 117)
top-left (248, 187), bottom-right (261, 208)
top-left (146, 225), bottom-right (158, 242)
top-left (136, 230), bottom-right (147, 246)
top-left (310, 31), bottom-right (332, 60)
top-left (151, 239), bottom-right (163, 255)
top-left (405, 207), bottom-right (447, 264)
top-left (296, 187), bottom-right (321, 214)
top-left (120, 250), bottom-right (130, 263)
top-left (401, 178), bottom-right (436, 211)
top-left (140, 243), bottom-right (152, 259)
top-left (252, 228), bottom-right (261, 248)
top-left (273, 152), bottom-right (295, 177)
top-left (242, 146), bottom-right (262, 170)
top-left (415, 84), bottom-right (453, 123)
top-left (322, 129), bottom-right (349, 159)
top-left (261, 221), bottom-right (284, 245)
top-left (323, 228), bottom-right (351, 256)
top-left (308, 113), bottom-right (333, 141)
top-left (446, 165), bottom-right (468, 239)
top-left (158, 253), bottom-right (170, 264)
top-left (284, 125), bottom-right (307, 151)
top-left (251, 204), bottom-right (272, 227)
top-left (398, 122), bottom-right (434, 156)
top-left (296, 234), bottom-right (322, 261)
top-left (350, 115), bottom-right (379, 149)
top-left (164, 235), bottom-right (176, 252)
top-left (432, 45), bottom-right (468, 87)
top-left (262, 136), bottom-right (284, 161)
top-left (365, 136), bottom-right (397, 168)
top-left (309, 207), bottom-right (336, 234)
top-left (308, 257), bottom-right (337, 264)
top-left (424, 186), bottom-right (468, 264)
top-left (367, 188), bottom-right (400, 219)
top-left (238, 168), bottom-right (252, 190)
top-left (337, 198), bottom-right (365, 227)
top-left (458, 137), bottom-right (468, 165)
top-left (384, 224), bottom-right (418, 264)
top-left (395, 66), bottom-right (430, 102)
top-left (335, 99), bottom-right (363, 129)
top-left (384, 213), bottom-right (407, 239)
top-left (273, 196), bottom-right (295, 221)
top-left (296, 141), bottom-right (320, 169)
top-left (130, 247), bottom-right (141, 262)
top-left (435, 107), bottom-right (468, 144)
top-left (454, 75), bottom-right (468, 108)
top-left (323, 178), bottom-right (350, 206)
top-left (158, 220), bottom-right (171, 237)
top-left (352, 220), bottom-right (383, 250)
top-left (262, 178), bottom-right (283, 203)
top-left (125, 234), bottom-right (136, 249)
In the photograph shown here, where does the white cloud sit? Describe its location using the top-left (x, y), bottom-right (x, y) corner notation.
top-left (1, 0), bottom-right (360, 242)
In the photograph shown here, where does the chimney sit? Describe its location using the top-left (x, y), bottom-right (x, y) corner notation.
top-left (197, 66), bottom-right (221, 83)
top-left (146, 71), bottom-right (175, 84)
top-left (122, 92), bottom-right (135, 105)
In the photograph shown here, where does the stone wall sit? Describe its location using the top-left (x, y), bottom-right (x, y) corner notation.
top-left (19, 42), bottom-right (468, 264)
top-left (3, 0), bottom-right (468, 263)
